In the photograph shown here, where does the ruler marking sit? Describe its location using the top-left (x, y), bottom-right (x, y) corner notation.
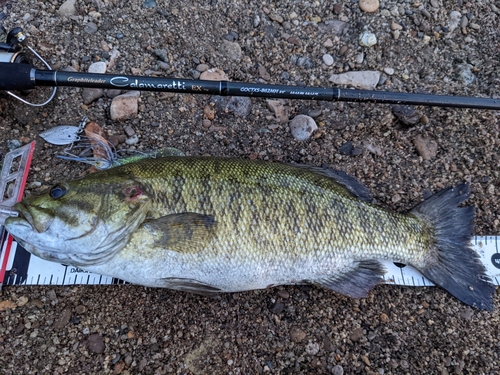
top-left (3, 236), bottom-right (500, 287)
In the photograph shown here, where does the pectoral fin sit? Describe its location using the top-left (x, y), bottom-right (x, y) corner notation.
top-left (142, 212), bottom-right (217, 253)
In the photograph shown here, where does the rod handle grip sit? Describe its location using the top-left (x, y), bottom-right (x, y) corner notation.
top-left (0, 62), bottom-right (35, 91)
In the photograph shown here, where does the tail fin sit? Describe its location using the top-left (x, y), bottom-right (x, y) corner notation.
top-left (411, 183), bottom-right (495, 310)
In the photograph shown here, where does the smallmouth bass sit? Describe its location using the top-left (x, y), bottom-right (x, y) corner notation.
top-left (5, 157), bottom-right (495, 310)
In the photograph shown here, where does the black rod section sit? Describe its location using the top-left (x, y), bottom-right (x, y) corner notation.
top-left (2, 63), bottom-right (499, 110)
top-left (338, 89), bottom-right (500, 110)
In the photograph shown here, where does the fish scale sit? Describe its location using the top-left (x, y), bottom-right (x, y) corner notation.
top-left (4, 157), bottom-right (495, 310)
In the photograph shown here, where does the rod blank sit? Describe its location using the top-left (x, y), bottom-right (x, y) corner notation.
top-left (1, 62), bottom-right (499, 110)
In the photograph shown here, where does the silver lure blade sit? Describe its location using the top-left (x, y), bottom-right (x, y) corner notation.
top-left (39, 126), bottom-right (81, 145)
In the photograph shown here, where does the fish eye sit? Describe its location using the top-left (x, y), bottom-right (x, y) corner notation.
top-left (49, 184), bottom-right (69, 199)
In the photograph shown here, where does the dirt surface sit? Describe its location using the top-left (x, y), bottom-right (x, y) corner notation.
top-left (1, 0), bottom-right (500, 374)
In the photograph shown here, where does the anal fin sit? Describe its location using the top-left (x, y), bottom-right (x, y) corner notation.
top-left (316, 260), bottom-right (386, 298)
top-left (161, 277), bottom-right (221, 296)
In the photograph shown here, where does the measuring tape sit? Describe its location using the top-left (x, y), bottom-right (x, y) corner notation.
top-left (1, 231), bottom-right (499, 287)
top-left (1, 143), bottom-right (499, 287)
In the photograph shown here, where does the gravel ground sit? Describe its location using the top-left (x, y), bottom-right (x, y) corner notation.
top-left (1, 0), bottom-right (500, 374)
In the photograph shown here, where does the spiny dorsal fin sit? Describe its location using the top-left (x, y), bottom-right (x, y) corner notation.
top-left (142, 212), bottom-right (217, 253)
top-left (289, 164), bottom-right (372, 202)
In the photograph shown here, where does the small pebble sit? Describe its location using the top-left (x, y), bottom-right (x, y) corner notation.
top-left (350, 327), bottom-right (364, 342)
top-left (392, 105), bottom-right (421, 126)
top-left (332, 365), bottom-right (344, 375)
top-left (448, 11), bottom-right (462, 33)
top-left (125, 135), bottom-right (139, 145)
top-left (339, 142), bottom-right (354, 155)
top-left (253, 14), bottom-right (261, 28)
top-left (200, 68), bottom-right (229, 81)
top-left (269, 13), bottom-right (284, 24)
top-left (305, 342), bottom-right (320, 356)
top-left (322, 54), bottom-right (334, 66)
top-left (7, 140), bottom-right (22, 150)
top-left (413, 135), bottom-right (438, 160)
top-left (290, 327), bottom-right (306, 342)
top-left (359, 0), bottom-right (379, 13)
top-left (224, 31), bottom-right (238, 41)
top-left (383, 67), bottom-right (394, 75)
top-left (212, 96), bottom-right (252, 118)
top-left (142, 0), bottom-right (157, 8)
top-left (258, 65), bottom-right (271, 80)
top-left (270, 302), bottom-right (284, 314)
top-left (57, 0), bottom-right (77, 17)
top-left (266, 99), bottom-right (288, 123)
top-left (359, 31), bottom-right (377, 47)
top-left (16, 296), bottom-right (29, 306)
top-left (277, 289), bottom-right (290, 299)
top-left (391, 21), bottom-right (403, 31)
top-left (87, 333), bottom-right (105, 354)
top-left (81, 88), bottom-right (104, 105)
top-left (52, 308), bottom-right (72, 330)
top-left (333, 3), bottom-right (343, 14)
top-left (83, 22), bottom-right (98, 35)
top-left (203, 105), bottom-right (216, 121)
top-left (307, 109), bottom-right (322, 118)
top-left (88, 61), bottom-right (106, 74)
top-left (75, 305), bottom-right (87, 314)
top-left (289, 115), bottom-right (317, 141)
top-left (196, 64), bottom-right (209, 72)
top-left (221, 40), bottom-right (242, 61)
top-left (124, 126), bottom-right (135, 137)
top-left (355, 52), bottom-right (364, 64)
top-left (105, 89), bottom-right (122, 99)
top-left (323, 38), bottom-right (334, 47)
top-left (153, 49), bottom-right (169, 63)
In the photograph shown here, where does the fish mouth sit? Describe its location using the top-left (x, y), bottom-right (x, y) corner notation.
top-left (10, 202), bottom-right (35, 229)
top-left (11, 202), bottom-right (53, 233)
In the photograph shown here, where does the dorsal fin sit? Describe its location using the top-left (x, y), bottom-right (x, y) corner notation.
top-left (289, 164), bottom-right (372, 202)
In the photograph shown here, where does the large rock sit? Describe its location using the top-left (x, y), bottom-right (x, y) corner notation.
top-left (289, 115), bottom-right (317, 141)
top-left (110, 91), bottom-right (140, 121)
top-left (328, 71), bottom-right (381, 90)
top-left (58, 0), bottom-right (77, 17)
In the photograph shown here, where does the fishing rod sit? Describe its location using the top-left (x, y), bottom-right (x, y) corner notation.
top-left (1, 27), bottom-right (499, 109)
